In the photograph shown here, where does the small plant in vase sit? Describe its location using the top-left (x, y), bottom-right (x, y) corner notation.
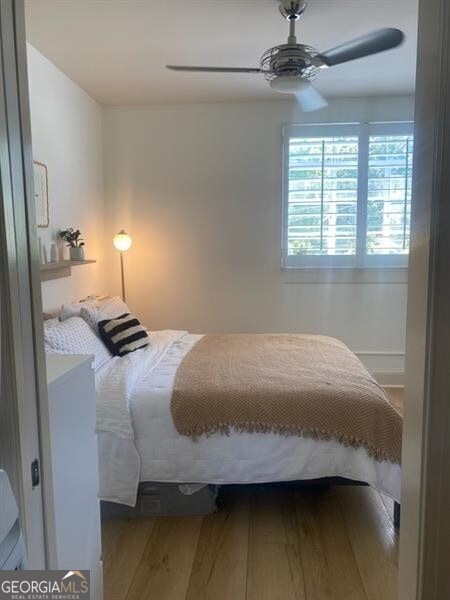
top-left (59, 228), bottom-right (85, 261)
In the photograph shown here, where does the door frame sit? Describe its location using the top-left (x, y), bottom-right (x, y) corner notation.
top-left (0, 0), bottom-right (50, 568)
top-left (399, 0), bottom-right (450, 598)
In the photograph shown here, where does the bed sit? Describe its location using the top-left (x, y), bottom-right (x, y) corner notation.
top-left (94, 329), bottom-right (402, 508)
top-left (43, 298), bottom-right (402, 515)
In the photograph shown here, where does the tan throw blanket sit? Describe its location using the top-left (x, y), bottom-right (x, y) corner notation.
top-left (171, 334), bottom-right (402, 464)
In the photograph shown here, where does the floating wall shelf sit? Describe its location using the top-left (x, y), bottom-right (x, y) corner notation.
top-left (40, 260), bottom-right (96, 282)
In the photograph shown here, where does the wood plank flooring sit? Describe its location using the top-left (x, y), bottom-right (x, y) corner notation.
top-left (102, 388), bottom-right (402, 600)
top-left (102, 486), bottom-right (398, 600)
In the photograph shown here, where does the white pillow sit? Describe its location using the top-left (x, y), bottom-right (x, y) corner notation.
top-left (80, 296), bottom-right (131, 331)
top-left (60, 298), bottom-right (100, 321)
top-left (44, 316), bottom-right (112, 371)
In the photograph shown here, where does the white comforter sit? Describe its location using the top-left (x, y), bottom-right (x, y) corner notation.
top-left (96, 330), bottom-right (401, 506)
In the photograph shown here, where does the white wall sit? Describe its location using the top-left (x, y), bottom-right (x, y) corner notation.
top-left (27, 45), bottom-right (106, 313)
top-left (104, 96), bottom-right (414, 371)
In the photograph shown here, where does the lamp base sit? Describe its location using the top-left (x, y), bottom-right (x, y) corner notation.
top-left (120, 252), bottom-right (126, 302)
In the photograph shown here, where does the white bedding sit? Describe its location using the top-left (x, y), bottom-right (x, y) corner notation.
top-left (96, 330), bottom-right (401, 507)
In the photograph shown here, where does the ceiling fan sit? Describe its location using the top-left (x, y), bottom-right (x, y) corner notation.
top-left (166, 0), bottom-right (404, 112)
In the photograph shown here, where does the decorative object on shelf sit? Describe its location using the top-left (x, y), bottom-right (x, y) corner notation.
top-left (50, 243), bottom-right (58, 263)
top-left (42, 243), bottom-right (48, 264)
top-left (59, 228), bottom-right (85, 261)
top-left (38, 237), bottom-right (45, 265)
top-left (113, 230), bottom-right (132, 302)
top-left (33, 161), bottom-right (49, 228)
top-left (70, 246), bottom-right (84, 261)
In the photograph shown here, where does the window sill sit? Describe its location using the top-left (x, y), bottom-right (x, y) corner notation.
top-left (282, 267), bottom-right (408, 284)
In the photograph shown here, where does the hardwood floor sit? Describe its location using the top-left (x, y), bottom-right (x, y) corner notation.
top-left (102, 485), bottom-right (398, 600)
top-left (101, 388), bottom-right (402, 600)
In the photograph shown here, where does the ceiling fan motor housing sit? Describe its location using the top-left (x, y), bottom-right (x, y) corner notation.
top-left (260, 44), bottom-right (318, 82)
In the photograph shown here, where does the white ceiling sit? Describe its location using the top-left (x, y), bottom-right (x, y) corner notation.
top-left (25, 0), bottom-right (418, 106)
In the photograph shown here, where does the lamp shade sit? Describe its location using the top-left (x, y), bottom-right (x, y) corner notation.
top-left (113, 230), bottom-right (132, 252)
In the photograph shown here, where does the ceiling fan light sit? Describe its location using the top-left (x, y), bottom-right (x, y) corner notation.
top-left (269, 75), bottom-right (310, 94)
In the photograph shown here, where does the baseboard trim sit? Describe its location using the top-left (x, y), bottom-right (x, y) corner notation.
top-left (355, 350), bottom-right (405, 371)
top-left (370, 369), bottom-right (405, 387)
top-left (354, 350), bottom-right (405, 386)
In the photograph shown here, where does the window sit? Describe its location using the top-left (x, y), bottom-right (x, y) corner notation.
top-left (282, 122), bottom-right (414, 269)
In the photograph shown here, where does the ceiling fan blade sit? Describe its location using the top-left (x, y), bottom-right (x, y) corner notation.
top-left (166, 65), bottom-right (262, 73)
top-left (318, 28), bottom-right (404, 67)
top-left (296, 85), bottom-right (328, 112)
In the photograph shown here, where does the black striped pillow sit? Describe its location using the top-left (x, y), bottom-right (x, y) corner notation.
top-left (98, 313), bottom-right (149, 357)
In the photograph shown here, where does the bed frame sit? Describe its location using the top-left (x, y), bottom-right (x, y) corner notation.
top-left (260, 477), bottom-right (400, 528)
top-left (102, 477), bottom-right (400, 528)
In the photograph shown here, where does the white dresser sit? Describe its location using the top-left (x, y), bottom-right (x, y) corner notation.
top-left (46, 354), bottom-right (103, 600)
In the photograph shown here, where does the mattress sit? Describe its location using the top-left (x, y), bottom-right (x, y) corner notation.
top-left (97, 332), bottom-right (401, 506)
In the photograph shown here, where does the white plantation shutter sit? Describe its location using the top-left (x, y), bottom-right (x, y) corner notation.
top-left (287, 136), bottom-right (358, 257)
top-left (367, 134), bottom-right (413, 255)
top-left (283, 122), bottom-right (414, 269)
